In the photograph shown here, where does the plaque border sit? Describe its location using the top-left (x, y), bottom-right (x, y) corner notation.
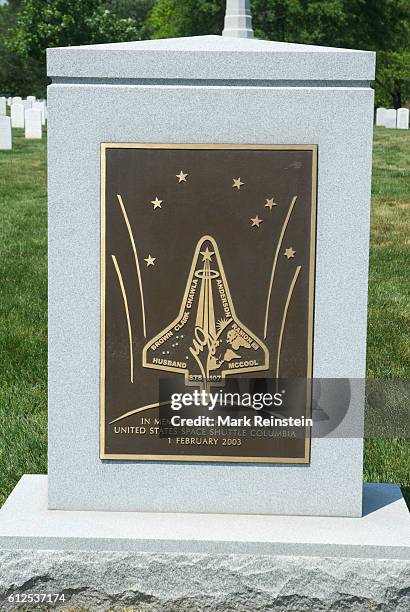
top-left (100, 143), bottom-right (318, 464)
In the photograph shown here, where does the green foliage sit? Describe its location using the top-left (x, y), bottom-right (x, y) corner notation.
top-left (375, 50), bottom-right (410, 109)
top-left (1, 0), bottom-right (154, 96)
top-left (148, 0), bottom-right (224, 38)
top-left (110, 0), bottom-right (155, 38)
top-left (0, 47), bottom-right (44, 98)
top-left (253, 0), bottom-right (346, 43)
top-left (0, 2), bottom-right (43, 97)
top-left (7, 0), bottom-right (140, 61)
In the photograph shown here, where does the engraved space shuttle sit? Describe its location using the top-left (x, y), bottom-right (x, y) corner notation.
top-left (143, 235), bottom-right (269, 387)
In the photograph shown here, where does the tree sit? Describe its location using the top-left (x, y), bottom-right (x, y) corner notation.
top-left (4, 0), bottom-right (153, 96)
top-left (148, 0), bottom-right (352, 42)
top-left (375, 51), bottom-right (410, 109)
top-left (110, 0), bottom-right (155, 39)
top-left (0, 0), bottom-right (44, 97)
top-left (8, 0), bottom-right (140, 61)
top-left (148, 0), bottom-right (224, 39)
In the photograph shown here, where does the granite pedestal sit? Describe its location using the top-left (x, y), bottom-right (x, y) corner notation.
top-left (0, 476), bottom-right (409, 610)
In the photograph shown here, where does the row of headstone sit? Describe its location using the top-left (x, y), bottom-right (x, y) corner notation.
top-left (0, 96), bottom-right (47, 149)
top-left (4, 95), bottom-right (37, 106)
top-left (0, 96), bottom-right (47, 122)
top-left (375, 107), bottom-right (409, 129)
top-left (10, 107), bottom-right (43, 136)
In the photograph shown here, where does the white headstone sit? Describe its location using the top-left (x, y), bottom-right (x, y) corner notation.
top-left (384, 109), bottom-right (397, 129)
top-left (12, 96), bottom-right (22, 104)
top-left (33, 100), bottom-right (46, 125)
top-left (375, 107), bottom-right (387, 126)
top-left (27, 96), bottom-right (36, 103)
top-left (396, 108), bottom-right (409, 130)
top-left (223, 0), bottom-right (254, 38)
top-left (22, 99), bottom-right (32, 110)
top-left (25, 108), bottom-right (42, 139)
top-left (0, 97), bottom-right (6, 115)
top-left (0, 116), bottom-right (12, 150)
top-left (11, 102), bottom-right (25, 128)
top-left (7, 97), bottom-right (12, 106)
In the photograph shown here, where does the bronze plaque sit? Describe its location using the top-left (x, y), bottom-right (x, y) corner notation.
top-left (100, 144), bottom-right (317, 462)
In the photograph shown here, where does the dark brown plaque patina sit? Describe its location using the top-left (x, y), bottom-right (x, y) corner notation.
top-left (100, 144), bottom-right (317, 462)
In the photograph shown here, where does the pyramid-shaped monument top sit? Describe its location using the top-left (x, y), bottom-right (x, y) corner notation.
top-left (47, 35), bottom-right (375, 82)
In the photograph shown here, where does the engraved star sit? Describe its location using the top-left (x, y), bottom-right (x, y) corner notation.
top-left (284, 248), bottom-right (296, 259)
top-left (176, 171), bottom-right (188, 183)
top-left (232, 178), bottom-right (244, 190)
top-left (144, 255), bottom-right (156, 267)
top-left (200, 247), bottom-right (215, 262)
top-left (251, 216), bottom-right (263, 228)
top-left (150, 197), bottom-right (162, 209)
top-left (265, 198), bottom-right (277, 211)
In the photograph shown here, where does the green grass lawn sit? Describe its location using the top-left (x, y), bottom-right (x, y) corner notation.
top-left (0, 127), bottom-right (409, 508)
top-left (365, 127), bottom-right (410, 506)
top-left (0, 129), bottom-right (47, 506)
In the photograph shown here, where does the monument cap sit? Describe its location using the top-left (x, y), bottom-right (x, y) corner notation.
top-left (47, 35), bottom-right (375, 83)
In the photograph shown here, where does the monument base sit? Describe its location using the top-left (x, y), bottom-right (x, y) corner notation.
top-left (0, 476), bottom-right (409, 611)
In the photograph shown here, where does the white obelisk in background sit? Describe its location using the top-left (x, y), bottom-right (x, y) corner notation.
top-left (222, 0), bottom-right (254, 38)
